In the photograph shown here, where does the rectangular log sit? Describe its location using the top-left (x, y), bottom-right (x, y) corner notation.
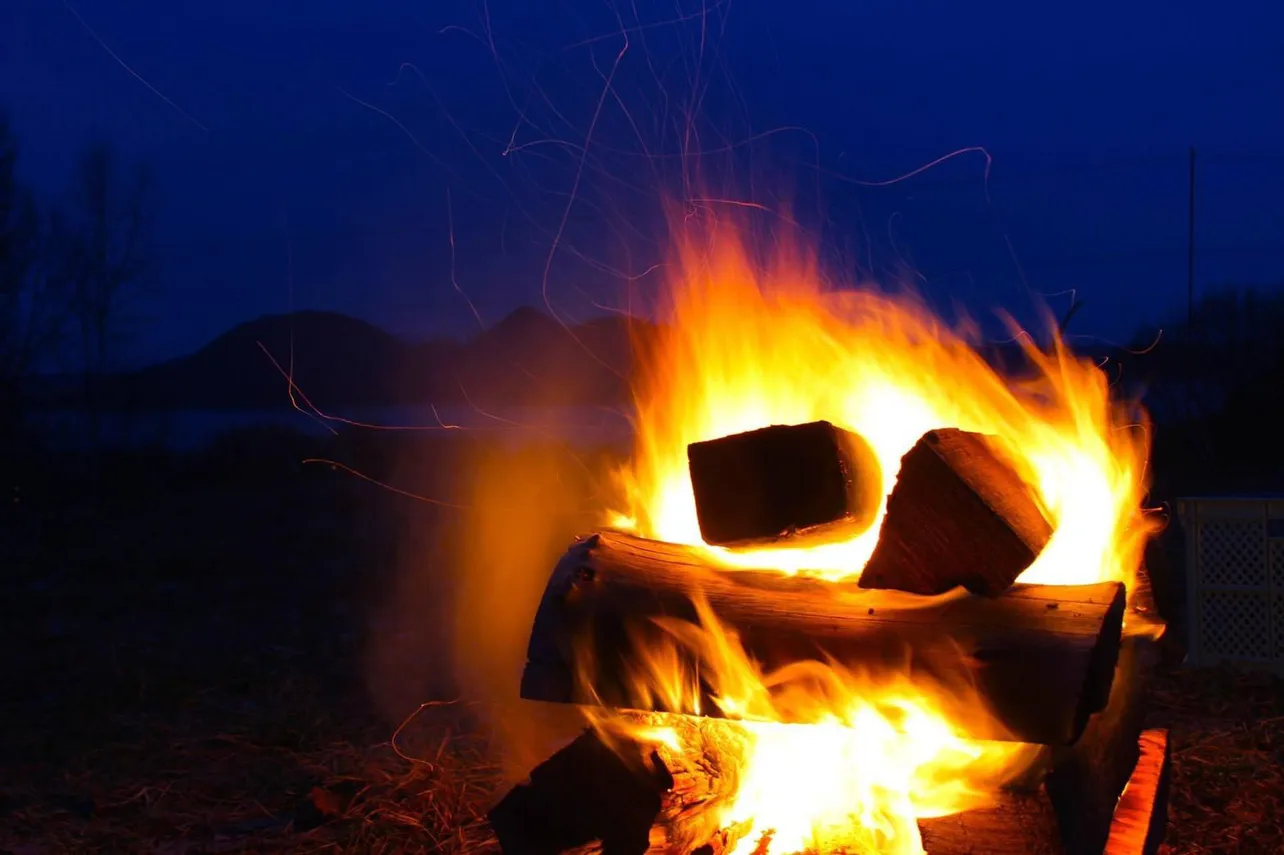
top-left (489, 723), bottom-right (1171, 855)
top-left (1046, 633), bottom-right (1160, 855)
top-left (686, 421), bottom-right (882, 548)
top-left (858, 428), bottom-right (1053, 596)
top-left (520, 531), bottom-right (1125, 746)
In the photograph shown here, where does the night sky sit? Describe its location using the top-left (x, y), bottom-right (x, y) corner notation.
top-left (3, 0), bottom-right (1282, 366)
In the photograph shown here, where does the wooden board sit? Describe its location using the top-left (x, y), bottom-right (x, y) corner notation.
top-left (521, 530), bottom-right (1126, 746)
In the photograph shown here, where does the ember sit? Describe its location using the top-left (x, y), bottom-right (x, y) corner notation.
top-left (491, 213), bottom-right (1169, 855)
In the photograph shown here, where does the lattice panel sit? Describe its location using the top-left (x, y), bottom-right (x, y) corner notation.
top-left (1199, 590), bottom-right (1272, 660)
top-left (1272, 540), bottom-right (1284, 589)
top-left (1276, 592), bottom-right (1284, 660)
top-left (1197, 518), bottom-right (1267, 587)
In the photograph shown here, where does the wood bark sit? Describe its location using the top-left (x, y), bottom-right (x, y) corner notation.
top-left (857, 429), bottom-right (1053, 596)
top-left (521, 531), bottom-right (1125, 746)
top-left (686, 420), bottom-right (882, 548)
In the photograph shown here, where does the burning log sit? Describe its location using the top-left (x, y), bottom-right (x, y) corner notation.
top-left (489, 722), bottom-right (1173, 855)
top-left (858, 428), bottom-right (1053, 596)
top-left (1102, 730), bottom-right (1171, 855)
top-left (686, 421), bottom-right (883, 547)
top-left (1046, 633), bottom-right (1161, 855)
top-left (521, 531), bottom-right (1125, 746)
top-left (488, 719), bottom-right (748, 855)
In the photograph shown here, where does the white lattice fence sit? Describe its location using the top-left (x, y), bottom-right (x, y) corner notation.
top-left (1178, 497), bottom-right (1284, 670)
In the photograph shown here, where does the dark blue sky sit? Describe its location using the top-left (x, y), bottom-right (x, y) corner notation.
top-left (3, 0), bottom-right (1282, 366)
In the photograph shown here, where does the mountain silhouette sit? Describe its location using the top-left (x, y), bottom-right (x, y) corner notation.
top-left (32, 306), bottom-right (1132, 413)
top-left (121, 307), bottom-right (649, 410)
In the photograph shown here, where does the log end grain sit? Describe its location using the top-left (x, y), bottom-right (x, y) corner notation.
top-left (859, 428), bottom-right (1053, 597)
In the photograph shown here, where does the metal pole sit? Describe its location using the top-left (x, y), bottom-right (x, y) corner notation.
top-left (1187, 146), bottom-right (1196, 327)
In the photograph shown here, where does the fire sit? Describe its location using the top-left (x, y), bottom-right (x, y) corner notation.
top-left (612, 212), bottom-right (1153, 589)
top-left (584, 598), bottom-right (1043, 855)
top-left (581, 208), bottom-right (1156, 854)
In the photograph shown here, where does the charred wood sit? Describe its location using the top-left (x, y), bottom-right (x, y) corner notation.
top-left (490, 720), bottom-right (1171, 855)
top-left (1046, 634), bottom-right (1161, 855)
top-left (686, 421), bottom-right (882, 548)
top-left (488, 721), bottom-right (747, 855)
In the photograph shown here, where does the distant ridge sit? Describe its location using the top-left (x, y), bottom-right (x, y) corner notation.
top-left (112, 307), bottom-right (653, 410)
top-left (22, 306), bottom-right (1136, 412)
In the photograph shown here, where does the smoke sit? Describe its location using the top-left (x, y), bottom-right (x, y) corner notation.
top-left (449, 440), bottom-right (607, 777)
top-left (359, 421), bottom-right (626, 780)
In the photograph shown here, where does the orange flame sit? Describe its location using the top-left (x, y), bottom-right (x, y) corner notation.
top-left (583, 208), bottom-right (1155, 854)
top-left (613, 215), bottom-right (1152, 586)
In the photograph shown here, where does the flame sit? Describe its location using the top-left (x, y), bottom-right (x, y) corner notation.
top-left (583, 598), bottom-right (1043, 855)
top-left (585, 209), bottom-right (1155, 854)
top-left (613, 214), bottom-right (1154, 587)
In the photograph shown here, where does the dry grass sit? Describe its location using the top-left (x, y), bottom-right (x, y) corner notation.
top-left (3, 451), bottom-right (1282, 854)
top-left (6, 662), bottom-right (1281, 854)
top-left (1152, 665), bottom-right (1284, 855)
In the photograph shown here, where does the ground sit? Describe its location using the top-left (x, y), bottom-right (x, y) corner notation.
top-left (1, 439), bottom-right (1281, 854)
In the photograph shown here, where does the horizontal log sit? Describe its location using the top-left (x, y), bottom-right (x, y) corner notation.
top-left (686, 421), bottom-right (882, 547)
top-left (521, 531), bottom-right (1125, 745)
top-left (490, 721), bottom-right (1170, 855)
top-left (858, 429), bottom-right (1053, 596)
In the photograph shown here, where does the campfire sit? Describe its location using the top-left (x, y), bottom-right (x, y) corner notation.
top-left (485, 220), bottom-right (1171, 855)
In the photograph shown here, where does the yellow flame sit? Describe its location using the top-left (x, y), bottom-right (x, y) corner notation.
top-left (589, 210), bottom-right (1154, 854)
top-left (583, 596), bottom-right (1042, 855)
top-left (613, 215), bottom-right (1154, 587)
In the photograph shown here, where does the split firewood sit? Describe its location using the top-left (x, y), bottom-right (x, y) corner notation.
top-left (686, 420), bottom-right (882, 548)
top-left (1101, 730), bottom-right (1171, 855)
top-left (490, 716), bottom-right (1171, 855)
top-left (488, 718), bottom-right (748, 855)
top-left (858, 428), bottom-right (1053, 596)
top-left (520, 531), bottom-right (1125, 746)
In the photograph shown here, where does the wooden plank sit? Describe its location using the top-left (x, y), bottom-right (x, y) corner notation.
top-left (858, 429), bottom-right (1053, 596)
top-left (520, 531), bottom-right (1125, 746)
top-left (686, 421), bottom-right (882, 548)
top-left (1102, 730), bottom-right (1171, 855)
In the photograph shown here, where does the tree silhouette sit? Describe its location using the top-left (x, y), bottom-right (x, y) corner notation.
top-left (57, 139), bottom-right (155, 446)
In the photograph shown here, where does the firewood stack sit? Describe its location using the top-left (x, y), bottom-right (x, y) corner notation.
top-left (491, 422), bottom-right (1171, 855)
